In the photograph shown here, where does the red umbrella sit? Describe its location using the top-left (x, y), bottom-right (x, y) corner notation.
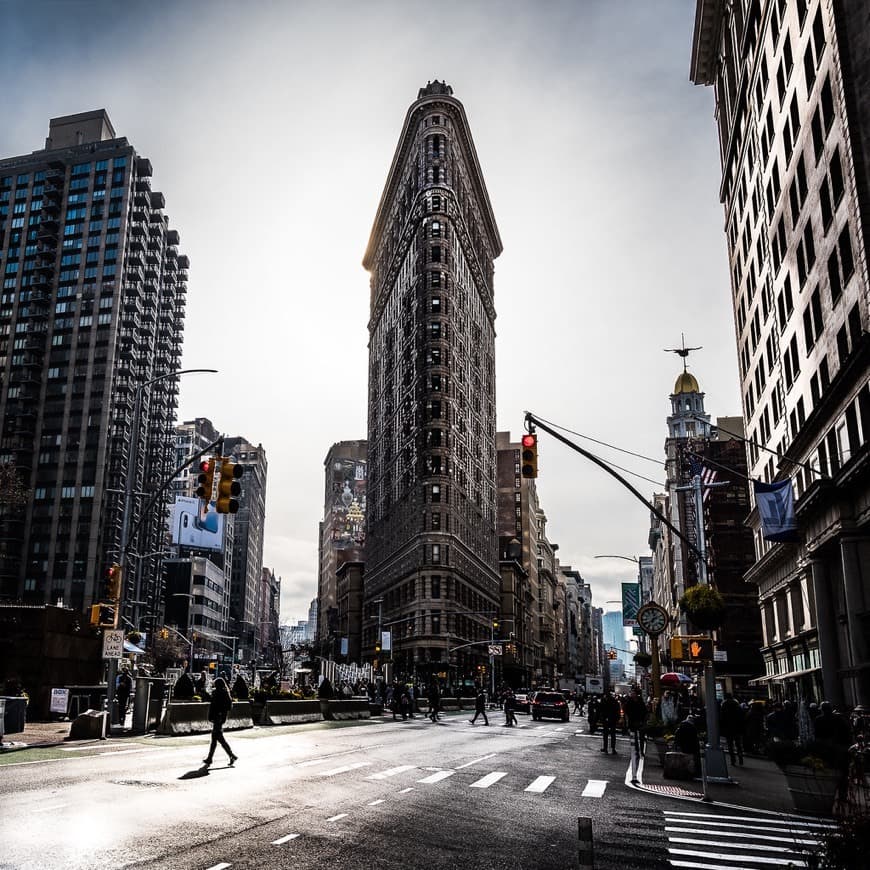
top-left (660, 672), bottom-right (693, 686)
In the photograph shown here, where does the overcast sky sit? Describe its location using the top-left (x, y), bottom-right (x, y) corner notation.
top-left (3, 1), bottom-right (737, 624)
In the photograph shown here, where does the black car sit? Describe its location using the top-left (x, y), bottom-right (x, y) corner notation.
top-left (531, 690), bottom-right (570, 722)
top-left (513, 688), bottom-right (532, 713)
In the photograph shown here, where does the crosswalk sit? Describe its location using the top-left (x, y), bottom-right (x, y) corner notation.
top-left (293, 757), bottom-right (613, 798)
top-left (663, 809), bottom-right (835, 869)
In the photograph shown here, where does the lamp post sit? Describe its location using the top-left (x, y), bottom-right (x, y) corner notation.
top-left (106, 368), bottom-right (217, 726)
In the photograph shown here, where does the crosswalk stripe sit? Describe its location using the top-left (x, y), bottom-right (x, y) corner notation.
top-left (416, 770), bottom-right (454, 784)
top-left (665, 811), bottom-right (835, 829)
top-left (670, 862), bottom-right (808, 870)
top-left (470, 771), bottom-right (507, 788)
top-left (367, 765), bottom-right (416, 780)
top-left (326, 814), bottom-right (348, 823)
top-left (271, 834), bottom-right (300, 845)
top-left (669, 836), bottom-right (812, 854)
top-left (668, 847), bottom-right (808, 866)
top-left (318, 762), bottom-right (372, 776)
top-left (665, 826), bottom-right (820, 846)
top-left (665, 818), bottom-right (827, 836)
top-left (367, 799), bottom-right (386, 806)
top-left (581, 779), bottom-right (607, 798)
top-left (525, 775), bottom-right (555, 793)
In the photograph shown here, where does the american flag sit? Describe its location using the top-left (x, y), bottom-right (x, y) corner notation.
top-left (688, 456), bottom-right (718, 502)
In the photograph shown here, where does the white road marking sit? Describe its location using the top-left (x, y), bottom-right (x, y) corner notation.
top-left (271, 834), bottom-right (300, 845)
top-left (367, 799), bottom-right (386, 806)
top-left (368, 765), bottom-right (415, 779)
top-left (574, 731), bottom-right (585, 736)
top-left (665, 825), bottom-right (820, 845)
top-left (524, 775), bottom-right (556, 793)
top-left (670, 836), bottom-right (813, 853)
top-left (470, 771), bottom-right (507, 788)
top-left (670, 864), bottom-right (808, 870)
top-left (580, 779), bottom-right (608, 797)
top-left (31, 803), bottom-right (68, 813)
top-left (205, 864), bottom-right (232, 870)
top-left (398, 787), bottom-right (415, 793)
top-left (664, 811), bottom-right (835, 829)
top-left (455, 753), bottom-right (497, 769)
top-left (554, 727), bottom-right (566, 732)
top-left (535, 725), bottom-right (546, 730)
top-left (417, 770), bottom-right (454, 784)
top-left (326, 814), bottom-right (348, 822)
top-left (668, 848), bottom-right (808, 865)
top-left (318, 762), bottom-right (372, 776)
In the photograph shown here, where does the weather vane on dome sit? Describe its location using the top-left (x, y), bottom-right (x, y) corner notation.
top-left (664, 333), bottom-right (702, 372)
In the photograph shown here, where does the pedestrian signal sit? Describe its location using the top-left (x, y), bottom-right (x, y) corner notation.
top-left (216, 457), bottom-right (244, 514)
top-left (520, 433), bottom-right (538, 478)
top-left (208, 661), bottom-right (216, 671)
top-left (687, 638), bottom-right (713, 661)
top-left (105, 564), bottom-right (122, 600)
top-left (196, 458), bottom-right (216, 501)
top-left (90, 603), bottom-right (116, 628)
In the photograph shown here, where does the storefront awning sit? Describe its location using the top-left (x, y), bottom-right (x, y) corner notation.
top-left (750, 666), bottom-right (819, 685)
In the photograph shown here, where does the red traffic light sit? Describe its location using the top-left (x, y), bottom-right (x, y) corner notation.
top-left (199, 460), bottom-right (212, 473)
top-left (521, 433), bottom-right (538, 478)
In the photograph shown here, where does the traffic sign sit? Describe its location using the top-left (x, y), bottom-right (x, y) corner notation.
top-left (102, 629), bottom-right (124, 659)
top-left (488, 644), bottom-right (503, 656)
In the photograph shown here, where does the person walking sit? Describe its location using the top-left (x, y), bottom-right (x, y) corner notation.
top-left (599, 691), bottom-right (620, 754)
top-left (623, 686), bottom-right (647, 783)
top-left (427, 679), bottom-right (441, 722)
top-left (720, 693), bottom-right (746, 766)
top-left (116, 668), bottom-right (133, 724)
top-left (203, 677), bottom-right (237, 767)
top-left (470, 686), bottom-right (489, 725)
top-left (573, 692), bottom-right (583, 716)
top-left (503, 689), bottom-right (517, 727)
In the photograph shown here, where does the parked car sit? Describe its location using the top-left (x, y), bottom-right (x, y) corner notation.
top-left (513, 688), bottom-right (533, 713)
top-left (531, 690), bottom-right (570, 722)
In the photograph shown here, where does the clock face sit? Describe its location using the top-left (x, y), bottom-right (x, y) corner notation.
top-left (638, 604), bottom-right (667, 635)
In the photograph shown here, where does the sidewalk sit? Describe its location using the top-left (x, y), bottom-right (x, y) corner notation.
top-left (1, 719), bottom-right (73, 751)
top-left (638, 749), bottom-right (802, 815)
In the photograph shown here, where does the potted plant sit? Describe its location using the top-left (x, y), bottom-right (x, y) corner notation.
top-left (680, 585), bottom-right (726, 630)
top-left (768, 739), bottom-right (842, 814)
top-left (633, 652), bottom-right (652, 668)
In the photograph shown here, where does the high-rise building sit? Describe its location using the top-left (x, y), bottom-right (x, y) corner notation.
top-left (362, 82), bottom-right (502, 682)
top-left (691, 1), bottom-right (870, 706)
top-left (0, 110), bottom-right (186, 618)
top-left (316, 440), bottom-right (366, 658)
top-left (222, 436), bottom-right (267, 662)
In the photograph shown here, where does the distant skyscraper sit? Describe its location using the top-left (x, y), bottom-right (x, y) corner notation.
top-left (0, 110), bottom-right (187, 617)
top-left (362, 82), bottom-right (502, 680)
top-left (602, 610), bottom-right (630, 671)
top-left (223, 436), bottom-right (267, 660)
top-left (691, 2), bottom-right (870, 706)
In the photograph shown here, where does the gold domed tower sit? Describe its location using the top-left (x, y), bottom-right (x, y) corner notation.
top-left (665, 338), bottom-right (710, 439)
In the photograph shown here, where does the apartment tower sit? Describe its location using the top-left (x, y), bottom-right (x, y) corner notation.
top-left (691, 1), bottom-right (870, 706)
top-left (0, 111), bottom-right (186, 617)
top-left (362, 82), bottom-right (502, 682)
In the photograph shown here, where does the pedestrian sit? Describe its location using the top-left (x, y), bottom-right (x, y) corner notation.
top-left (503, 689), bottom-right (517, 727)
top-left (573, 692), bottom-right (583, 716)
top-left (203, 677), bottom-right (237, 767)
top-left (719, 693), bottom-right (745, 766)
top-left (673, 715), bottom-right (701, 776)
top-left (599, 691), bottom-right (620, 754)
top-left (427, 679), bottom-right (441, 722)
top-left (587, 695), bottom-right (599, 734)
top-left (623, 686), bottom-right (647, 783)
top-left (116, 668), bottom-right (133, 723)
top-left (469, 686), bottom-right (489, 725)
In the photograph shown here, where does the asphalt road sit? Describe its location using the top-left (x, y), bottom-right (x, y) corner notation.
top-left (1, 711), bottom-right (826, 869)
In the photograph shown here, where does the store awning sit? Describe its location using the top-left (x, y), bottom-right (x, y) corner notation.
top-left (750, 667), bottom-right (819, 685)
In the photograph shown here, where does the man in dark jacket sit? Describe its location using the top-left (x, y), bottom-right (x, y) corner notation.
top-left (427, 680), bottom-right (441, 722)
top-left (469, 686), bottom-right (489, 725)
top-left (623, 687), bottom-right (647, 782)
top-left (599, 691), bottom-right (620, 754)
top-left (719, 693), bottom-right (745, 765)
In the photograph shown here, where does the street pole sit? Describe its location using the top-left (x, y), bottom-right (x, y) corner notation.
top-left (490, 619), bottom-right (495, 700)
top-left (106, 368), bottom-right (216, 728)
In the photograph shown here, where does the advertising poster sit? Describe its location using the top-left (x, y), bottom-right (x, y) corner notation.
top-left (171, 495), bottom-right (225, 551)
top-left (622, 582), bottom-right (641, 627)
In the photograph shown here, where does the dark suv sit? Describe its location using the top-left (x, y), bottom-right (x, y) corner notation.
top-left (530, 691), bottom-right (569, 722)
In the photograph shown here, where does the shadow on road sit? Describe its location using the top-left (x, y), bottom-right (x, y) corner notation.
top-left (178, 766), bottom-right (212, 780)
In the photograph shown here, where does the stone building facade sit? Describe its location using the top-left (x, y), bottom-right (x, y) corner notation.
top-left (362, 82), bottom-right (502, 683)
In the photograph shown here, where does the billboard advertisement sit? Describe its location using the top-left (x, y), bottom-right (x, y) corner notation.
top-left (622, 582), bottom-right (641, 627)
top-left (330, 458), bottom-right (366, 550)
top-left (171, 496), bottom-right (225, 551)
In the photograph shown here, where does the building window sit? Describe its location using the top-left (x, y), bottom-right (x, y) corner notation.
top-left (431, 576), bottom-right (441, 599)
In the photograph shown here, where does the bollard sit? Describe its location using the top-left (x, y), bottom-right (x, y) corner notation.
top-left (578, 816), bottom-right (594, 868)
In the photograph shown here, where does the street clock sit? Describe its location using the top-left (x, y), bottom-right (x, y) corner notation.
top-left (637, 603), bottom-right (668, 636)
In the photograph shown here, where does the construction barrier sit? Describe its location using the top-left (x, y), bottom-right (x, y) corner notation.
top-left (159, 701), bottom-right (254, 735)
top-left (262, 699), bottom-right (322, 725)
top-left (324, 699), bottom-right (371, 721)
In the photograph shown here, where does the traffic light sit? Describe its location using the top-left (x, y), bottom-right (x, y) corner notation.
top-left (521, 433), bottom-right (538, 478)
top-left (208, 661), bottom-right (216, 671)
top-left (492, 619), bottom-right (499, 635)
top-left (375, 642), bottom-right (381, 654)
top-left (105, 564), bottom-right (122, 601)
top-left (215, 457), bottom-right (244, 514)
top-left (195, 458), bottom-right (216, 502)
top-left (670, 637), bottom-right (684, 661)
top-left (160, 628), bottom-right (169, 640)
top-left (90, 603), bottom-right (116, 628)
top-left (608, 649), bottom-right (618, 660)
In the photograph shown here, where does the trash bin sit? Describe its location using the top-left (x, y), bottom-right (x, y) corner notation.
top-left (1, 696), bottom-right (27, 735)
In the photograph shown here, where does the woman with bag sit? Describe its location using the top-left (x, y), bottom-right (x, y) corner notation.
top-left (203, 677), bottom-right (237, 767)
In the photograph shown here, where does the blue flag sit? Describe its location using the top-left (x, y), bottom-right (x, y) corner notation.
top-left (754, 479), bottom-right (799, 542)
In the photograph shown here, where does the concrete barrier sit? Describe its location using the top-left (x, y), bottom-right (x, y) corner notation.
top-left (159, 701), bottom-right (254, 735)
top-left (324, 699), bottom-right (370, 721)
top-left (69, 709), bottom-right (108, 740)
top-left (262, 699), bottom-right (322, 725)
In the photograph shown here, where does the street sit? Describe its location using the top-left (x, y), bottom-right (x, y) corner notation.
top-left (1, 712), bottom-right (828, 869)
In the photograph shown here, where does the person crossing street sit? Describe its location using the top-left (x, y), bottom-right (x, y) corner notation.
top-left (469, 686), bottom-right (489, 725)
